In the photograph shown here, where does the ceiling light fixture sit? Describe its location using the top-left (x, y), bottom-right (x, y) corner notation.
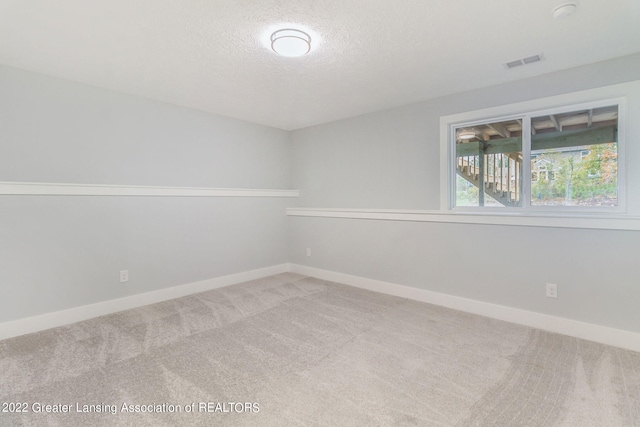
top-left (458, 131), bottom-right (477, 140)
top-left (552, 2), bottom-right (578, 19)
top-left (270, 28), bottom-right (311, 57)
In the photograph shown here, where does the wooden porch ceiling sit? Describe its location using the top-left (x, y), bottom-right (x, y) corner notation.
top-left (456, 105), bottom-right (618, 142)
top-left (456, 125), bottom-right (617, 157)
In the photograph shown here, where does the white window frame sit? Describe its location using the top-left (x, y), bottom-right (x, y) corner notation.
top-left (440, 85), bottom-right (631, 215)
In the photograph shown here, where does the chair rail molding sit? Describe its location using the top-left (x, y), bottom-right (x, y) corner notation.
top-left (286, 207), bottom-right (640, 231)
top-left (0, 181), bottom-right (299, 198)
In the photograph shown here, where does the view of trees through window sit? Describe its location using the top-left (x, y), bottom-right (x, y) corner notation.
top-left (531, 143), bottom-right (617, 206)
top-left (529, 107), bottom-right (618, 206)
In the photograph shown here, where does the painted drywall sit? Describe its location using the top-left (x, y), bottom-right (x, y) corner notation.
top-left (291, 53), bottom-right (640, 210)
top-left (2, 53), bottom-right (640, 332)
top-left (0, 65), bottom-right (290, 188)
top-left (0, 65), bottom-right (291, 323)
top-left (289, 53), bottom-right (640, 333)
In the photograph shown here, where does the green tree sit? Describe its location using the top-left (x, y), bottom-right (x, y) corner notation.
top-left (532, 143), bottom-right (617, 205)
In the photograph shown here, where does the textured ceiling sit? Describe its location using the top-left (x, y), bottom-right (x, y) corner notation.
top-left (1, 0), bottom-right (639, 130)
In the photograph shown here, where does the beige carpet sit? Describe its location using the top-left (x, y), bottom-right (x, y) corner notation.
top-left (1, 273), bottom-right (639, 426)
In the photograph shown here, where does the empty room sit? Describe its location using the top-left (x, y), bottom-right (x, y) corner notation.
top-left (1, 1), bottom-right (640, 425)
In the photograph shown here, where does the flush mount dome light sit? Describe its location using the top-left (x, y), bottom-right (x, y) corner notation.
top-left (271, 28), bottom-right (311, 57)
top-left (458, 131), bottom-right (477, 140)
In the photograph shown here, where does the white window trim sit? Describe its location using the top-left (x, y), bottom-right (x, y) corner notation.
top-left (448, 98), bottom-right (625, 213)
top-left (440, 81), bottom-right (639, 215)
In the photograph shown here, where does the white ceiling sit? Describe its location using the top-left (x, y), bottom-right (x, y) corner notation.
top-left (1, 0), bottom-right (639, 130)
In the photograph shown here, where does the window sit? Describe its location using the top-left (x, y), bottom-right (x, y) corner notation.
top-left (455, 118), bottom-right (523, 207)
top-left (444, 97), bottom-right (624, 212)
top-left (530, 106), bottom-right (618, 207)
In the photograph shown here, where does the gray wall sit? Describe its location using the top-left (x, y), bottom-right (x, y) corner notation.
top-left (289, 53), bottom-right (640, 333)
top-left (0, 65), bottom-right (291, 323)
top-left (3, 53), bottom-right (640, 331)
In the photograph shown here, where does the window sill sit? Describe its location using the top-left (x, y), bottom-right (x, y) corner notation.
top-left (286, 207), bottom-right (640, 231)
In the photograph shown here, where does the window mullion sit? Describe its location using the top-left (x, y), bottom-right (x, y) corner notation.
top-left (449, 124), bottom-right (457, 209)
top-left (521, 115), bottom-right (532, 210)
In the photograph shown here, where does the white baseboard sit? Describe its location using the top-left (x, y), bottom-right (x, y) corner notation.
top-left (0, 264), bottom-right (290, 341)
top-left (290, 264), bottom-right (640, 353)
top-left (5, 262), bottom-right (639, 353)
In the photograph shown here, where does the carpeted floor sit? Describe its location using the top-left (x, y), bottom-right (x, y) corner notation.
top-left (1, 273), bottom-right (639, 426)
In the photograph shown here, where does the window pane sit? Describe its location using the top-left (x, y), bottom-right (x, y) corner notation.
top-left (530, 106), bottom-right (618, 206)
top-left (455, 120), bottom-right (523, 207)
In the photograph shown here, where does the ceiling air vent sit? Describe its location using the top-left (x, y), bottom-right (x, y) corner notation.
top-left (504, 53), bottom-right (544, 69)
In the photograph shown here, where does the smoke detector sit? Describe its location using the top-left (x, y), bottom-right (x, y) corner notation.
top-left (552, 2), bottom-right (578, 19)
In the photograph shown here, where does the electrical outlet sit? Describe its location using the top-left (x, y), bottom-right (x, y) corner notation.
top-left (119, 270), bottom-right (129, 283)
top-left (546, 283), bottom-right (557, 298)
top-left (306, 248), bottom-right (311, 257)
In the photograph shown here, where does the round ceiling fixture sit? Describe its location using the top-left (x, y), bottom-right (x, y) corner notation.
top-left (458, 131), bottom-right (477, 140)
top-left (552, 2), bottom-right (578, 19)
top-left (270, 28), bottom-right (311, 57)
